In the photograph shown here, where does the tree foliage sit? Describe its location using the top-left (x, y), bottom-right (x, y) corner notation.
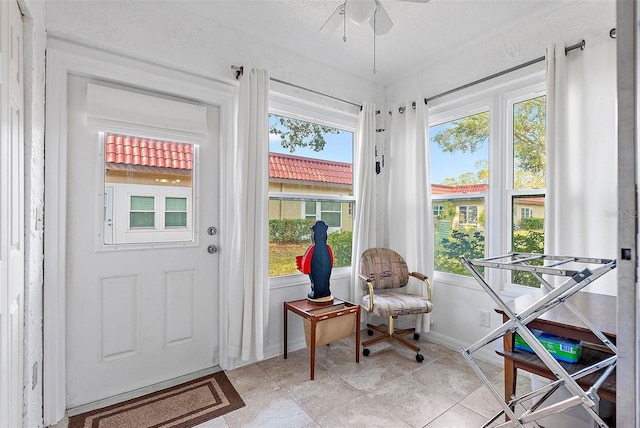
top-left (436, 229), bottom-right (485, 276)
top-left (433, 112), bottom-right (489, 154)
top-left (270, 115), bottom-right (340, 153)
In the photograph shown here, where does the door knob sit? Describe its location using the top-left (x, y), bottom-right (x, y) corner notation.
top-left (207, 244), bottom-right (218, 254)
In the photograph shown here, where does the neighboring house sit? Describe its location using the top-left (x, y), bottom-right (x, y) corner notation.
top-left (432, 183), bottom-right (488, 231)
top-left (268, 152), bottom-right (353, 233)
top-left (432, 183), bottom-right (544, 231)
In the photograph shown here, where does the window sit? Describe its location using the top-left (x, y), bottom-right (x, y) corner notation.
top-left (165, 197), bottom-right (188, 228)
top-left (429, 80), bottom-right (546, 288)
top-left (430, 110), bottom-right (488, 276)
top-left (459, 205), bottom-right (479, 226)
top-left (433, 205), bottom-right (445, 217)
top-left (304, 201), bottom-right (342, 229)
top-left (268, 113), bottom-right (354, 277)
top-left (130, 196), bottom-right (155, 228)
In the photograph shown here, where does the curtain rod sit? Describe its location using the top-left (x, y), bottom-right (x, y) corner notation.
top-left (424, 39), bottom-right (586, 104)
top-left (231, 65), bottom-right (361, 108)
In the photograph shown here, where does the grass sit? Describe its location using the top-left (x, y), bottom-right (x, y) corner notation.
top-left (269, 242), bottom-right (310, 277)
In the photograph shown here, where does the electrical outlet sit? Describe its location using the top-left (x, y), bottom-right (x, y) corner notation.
top-left (480, 310), bottom-right (490, 328)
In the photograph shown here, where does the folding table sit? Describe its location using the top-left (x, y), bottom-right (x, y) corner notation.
top-left (460, 253), bottom-right (617, 428)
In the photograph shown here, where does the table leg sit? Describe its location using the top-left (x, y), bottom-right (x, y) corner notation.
top-left (355, 307), bottom-right (360, 363)
top-left (283, 303), bottom-right (288, 359)
top-left (503, 330), bottom-right (517, 420)
top-left (310, 318), bottom-right (316, 380)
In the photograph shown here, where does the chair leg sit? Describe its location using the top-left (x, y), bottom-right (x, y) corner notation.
top-left (361, 316), bottom-right (424, 361)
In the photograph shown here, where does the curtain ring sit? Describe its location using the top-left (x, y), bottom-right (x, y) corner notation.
top-left (398, 106), bottom-right (406, 114)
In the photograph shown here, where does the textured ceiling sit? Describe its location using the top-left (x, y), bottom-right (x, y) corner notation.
top-left (178, 0), bottom-right (615, 86)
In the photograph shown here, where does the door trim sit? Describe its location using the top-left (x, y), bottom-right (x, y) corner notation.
top-left (43, 38), bottom-right (235, 425)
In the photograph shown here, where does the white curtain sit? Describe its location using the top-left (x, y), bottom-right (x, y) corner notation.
top-left (545, 40), bottom-right (617, 295)
top-left (351, 102), bottom-right (378, 304)
top-left (227, 68), bottom-right (270, 360)
top-left (388, 100), bottom-right (434, 331)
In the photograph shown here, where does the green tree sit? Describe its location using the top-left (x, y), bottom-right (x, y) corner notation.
top-left (436, 229), bottom-right (485, 276)
top-left (270, 114), bottom-right (340, 153)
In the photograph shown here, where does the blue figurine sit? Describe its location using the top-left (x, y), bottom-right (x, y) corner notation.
top-left (295, 220), bottom-right (334, 302)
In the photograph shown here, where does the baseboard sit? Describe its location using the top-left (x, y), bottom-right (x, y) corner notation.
top-left (423, 330), bottom-right (504, 367)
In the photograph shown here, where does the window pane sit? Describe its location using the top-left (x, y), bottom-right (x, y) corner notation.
top-left (430, 111), bottom-right (488, 275)
top-left (131, 196), bottom-right (154, 211)
top-left (165, 212), bottom-right (187, 227)
top-left (268, 114), bottom-right (354, 277)
top-left (166, 197), bottom-right (187, 211)
top-left (430, 112), bottom-right (489, 188)
top-left (304, 201), bottom-right (316, 216)
top-left (512, 195), bottom-right (546, 286)
top-left (321, 212), bottom-right (341, 227)
top-left (130, 212), bottom-right (154, 228)
top-left (513, 96), bottom-right (546, 190)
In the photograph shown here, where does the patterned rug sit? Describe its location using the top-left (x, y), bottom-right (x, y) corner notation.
top-left (69, 371), bottom-right (245, 428)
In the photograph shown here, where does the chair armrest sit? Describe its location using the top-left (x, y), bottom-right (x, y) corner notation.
top-left (410, 272), bottom-right (432, 301)
top-left (359, 274), bottom-right (375, 313)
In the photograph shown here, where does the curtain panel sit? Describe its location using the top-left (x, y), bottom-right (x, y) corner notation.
top-left (351, 102), bottom-right (378, 305)
top-left (545, 40), bottom-right (617, 295)
top-left (387, 100), bottom-right (434, 332)
top-left (227, 68), bottom-right (270, 360)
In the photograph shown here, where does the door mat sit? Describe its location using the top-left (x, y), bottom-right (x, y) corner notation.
top-left (69, 371), bottom-right (245, 428)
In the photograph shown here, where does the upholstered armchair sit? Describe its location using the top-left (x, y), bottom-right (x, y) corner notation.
top-left (359, 247), bottom-right (433, 362)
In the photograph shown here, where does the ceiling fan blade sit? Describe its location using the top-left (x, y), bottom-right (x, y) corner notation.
top-left (319, 3), bottom-right (345, 33)
top-left (371, 0), bottom-right (393, 35)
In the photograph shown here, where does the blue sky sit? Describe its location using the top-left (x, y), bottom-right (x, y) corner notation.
top-left (268, 115), bottom-right (353, 163)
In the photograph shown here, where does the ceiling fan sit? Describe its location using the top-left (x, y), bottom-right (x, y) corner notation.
top-left (320, 0), bottom-right (429, 41)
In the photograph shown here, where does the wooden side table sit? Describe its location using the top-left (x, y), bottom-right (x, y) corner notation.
top-left (284, 298), bottom-right (360, 380)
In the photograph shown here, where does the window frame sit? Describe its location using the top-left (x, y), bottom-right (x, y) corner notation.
top-left (428, 73), bottom-right (546, 294)
top-left (268, 92), bottom-right (359, 288)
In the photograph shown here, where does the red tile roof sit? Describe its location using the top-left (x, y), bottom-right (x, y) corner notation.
top-left (269, 152), bottom-right (352, 186)
top-left (104, 136), bottom-right (507, 198)
top-left (105, 133), bottom-right (193, 170)
top-left (431, 183), bottom-right (488, 195)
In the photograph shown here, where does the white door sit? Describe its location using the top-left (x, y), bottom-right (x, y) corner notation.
top-left (0, 1), bottom-right (24, 426)
top-left (65, 75), bottom-right (220, 408)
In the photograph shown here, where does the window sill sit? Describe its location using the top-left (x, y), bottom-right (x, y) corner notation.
top-left (269, 266), bottom-right (351, 290)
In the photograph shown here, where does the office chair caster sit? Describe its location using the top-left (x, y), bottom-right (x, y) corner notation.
top-left (367, 329), bottom-right (374, 336)
top-left (363, 348), bottom-right (370, 356)
top-left (413, 333), bottom-right (420, 340)
top-left (416, 353), bottom-right (424, 363)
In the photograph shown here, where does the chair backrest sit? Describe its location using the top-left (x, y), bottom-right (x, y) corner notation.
top-left (360, 248), bottom-right (409, 290)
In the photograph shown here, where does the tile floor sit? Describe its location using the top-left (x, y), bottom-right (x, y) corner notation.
top-left (216, 334), bottom-right (533, 428)
top-left (53, 333), bottom-right (537, 428)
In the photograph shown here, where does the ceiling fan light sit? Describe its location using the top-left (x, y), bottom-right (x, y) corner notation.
top-left (371, 1), bottom-right (393, 35)
top-left (347, 0), bottom-right (376, 25)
